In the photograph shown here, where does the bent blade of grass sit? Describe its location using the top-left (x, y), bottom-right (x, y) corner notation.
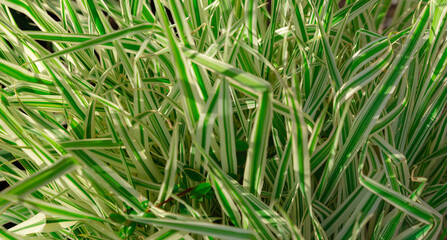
top-left (315, 4), bottom-right (431, 202)
top-left (343, 31), bottom-right (407, 79)
top-left (371, 135), bottom-right (410, 188)
top-left (181, 47), bottom-right (272, 195)
top-left (181, 47), bottom-right (271, 95)
top-left (359, 174), bottom-right (441, 225)
top-left (377, 180), bottom-right (428, 240)
top-left (335, 49), bottom-right (393, 110)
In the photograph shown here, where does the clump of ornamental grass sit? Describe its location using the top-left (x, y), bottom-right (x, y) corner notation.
top-left (0, 0), bottom-right (446, 239)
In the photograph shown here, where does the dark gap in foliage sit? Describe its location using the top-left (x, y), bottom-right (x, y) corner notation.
top-left (147, 0), bottom-right (177, 36)
top-left (93, 49), bottom-right (101, 63)
top-left (0, 181), bottom-right (9, 191)
top-left (88, 80), bottom-right (96, 88)
top-left (267, 134), bottom-right (277, 159)
top-left (38, 39), bottom-right (51, 53)
top-left (101, 10), bottom-right (119, 30)
top-left (166, 10), bottom-right (178, 37)
top-left (2, 38), bottom-right (13, 50)
top-left (46, 10), bottom-right (61, 22)
top-left (339, 0), bottom-right (346, 8)
top-left (12, 160), bottom-right (25, 171)
top-left (147, 0), bottom-right (175, 19)
top-left (109, 16), bottom-right (119, 30)
top-left (10, 9), bottom-right (37, 31)
top-left (383, 3), bottom-right (398, 30)
top-left (442, 104), bottom-right (447, 117)
top-left (3, 222), bottom-right (16, 229)
top-left (18, 108), bottom-right (27, 115)
top-left (10, 9), bottom-right (54, 52)
top-left (266, 0), bottom-right (272, 27)
top-left (149, 0), bottom-right (156, 14)
top-left (314, 163), bottom-right (325, 182)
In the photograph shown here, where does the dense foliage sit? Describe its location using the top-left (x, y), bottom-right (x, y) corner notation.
top-left (0, 0), bottom-right (446, 239)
